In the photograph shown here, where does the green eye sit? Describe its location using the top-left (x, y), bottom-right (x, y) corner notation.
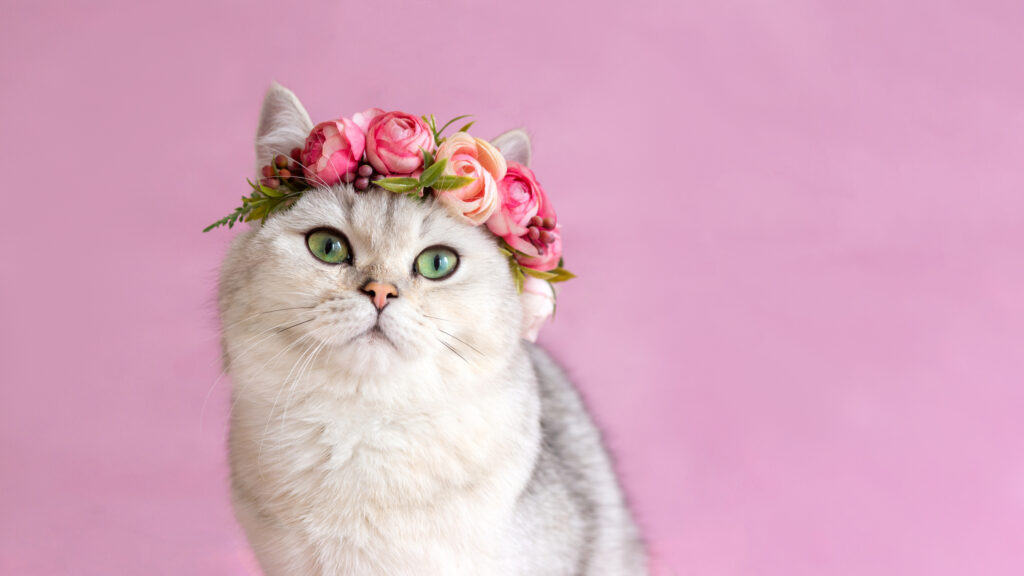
top-left (306, 229), bottom-right (350, 264)
top-left (416, 246), bottom-right (459, 280)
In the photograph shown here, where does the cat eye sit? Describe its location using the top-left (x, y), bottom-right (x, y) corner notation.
top-left (306, 228), bottom-right (351, 265)
top-left (415, 246), bottom-right (459, 280)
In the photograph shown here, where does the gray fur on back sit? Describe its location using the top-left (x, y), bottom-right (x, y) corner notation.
top-left (513, 344), bottom-right (648, 575)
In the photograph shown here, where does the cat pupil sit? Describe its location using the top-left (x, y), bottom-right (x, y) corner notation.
top-left (434, 254), bottom-right (443, 270)
top-left (324, 240), bottom-right (335, 254)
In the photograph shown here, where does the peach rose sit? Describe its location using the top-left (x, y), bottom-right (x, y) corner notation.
top-left (434, 133), bottom-right (507, 225)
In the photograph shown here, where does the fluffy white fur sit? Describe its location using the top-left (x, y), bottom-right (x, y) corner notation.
top-left (219, 84), bottom-right (646, 575)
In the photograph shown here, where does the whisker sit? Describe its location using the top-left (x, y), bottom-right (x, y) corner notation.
top-left (437, 337), bottom-right (469, 365)
top-left (263, 305), bottom-right (317, 314)
top-left (422, 314), bottom-right (452, 322)
top-left (437, 328), bottom-right (484, 357)
top-left (200, 314), bottom-right (316, 431)
top-left (223, 328), bottom-right (324, 434)
top-left (258, 336), bottom-right (322, 472)
top-left (219, 304), bottom-right (318, 332)
top-left (277, 318), bottom-right (315, 333)
top-left (278, 334), bottom-right (332, 430)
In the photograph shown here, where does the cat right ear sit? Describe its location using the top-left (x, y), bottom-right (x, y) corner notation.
top-left (491, 129), bottom-right (532, 167)
top-left (255, 82), bottom-right (313, 170)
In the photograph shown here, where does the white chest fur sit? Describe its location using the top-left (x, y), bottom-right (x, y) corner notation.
top-left (229, 360), bottom-right (540, 576)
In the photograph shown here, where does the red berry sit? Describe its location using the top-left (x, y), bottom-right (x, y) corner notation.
top-left (529, 216), bottom-right (543, 228)
top-left (358, 164), bottom-right (373, 177)
top-left (542, 217), bottom-right (555, 229)
top-left (261, 178), bottom-right (280, 189)
top-left (355, 177), bottom-right (369, 190)
top-left (528, 227), bottom-right (540, 241)
top-left (539, 230), bottom-right (556, 244)
top-left (278, 169), bottom-right (291, 180)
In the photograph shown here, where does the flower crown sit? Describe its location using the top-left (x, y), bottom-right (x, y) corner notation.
top-left (205, 110), bottom-right (574, 294)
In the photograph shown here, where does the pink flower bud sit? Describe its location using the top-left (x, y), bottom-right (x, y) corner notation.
top-left (300, 118), bottom-right (366, 186)
top-left (364, 111), bottom-right (434, 176)
top-left (485, 161), bottom-right (561, 271)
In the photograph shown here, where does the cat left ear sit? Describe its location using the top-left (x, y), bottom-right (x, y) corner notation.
top-left (491, 129), bottom-right (532, 167)
top-left (255, 82), bottom-right (313, 171)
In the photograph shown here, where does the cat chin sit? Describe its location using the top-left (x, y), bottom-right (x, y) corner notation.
top-left (323, 327), bottom-right (422, 372)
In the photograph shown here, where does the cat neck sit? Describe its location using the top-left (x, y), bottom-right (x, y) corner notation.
top-left (228, 342), bottom-right (542, 531)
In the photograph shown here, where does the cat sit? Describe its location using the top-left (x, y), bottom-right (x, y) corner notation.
top-left (218, 83), bottom-right (648, 575)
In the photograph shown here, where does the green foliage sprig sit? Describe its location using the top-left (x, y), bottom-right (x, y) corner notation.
top-left (374, 155), bottom-right (474, 199)
top-left (498, 241), bottom-right (576, 293)
top-left (375, 115), bottom-right (477, 198)
top-left (203, 179), bottom-right (304, 232)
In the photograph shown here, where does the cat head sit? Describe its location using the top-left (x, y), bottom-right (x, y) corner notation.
top-left (217, 84), bottom-right (561, 384)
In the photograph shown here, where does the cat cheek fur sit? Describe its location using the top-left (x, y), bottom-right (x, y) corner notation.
top-left (218, 83), bottom-right (647, 575)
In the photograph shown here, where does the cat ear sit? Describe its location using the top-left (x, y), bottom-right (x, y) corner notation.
top-left (491, 129), bottom-right (532, 167)
top-left (255, 82), bottom-right (313, 169)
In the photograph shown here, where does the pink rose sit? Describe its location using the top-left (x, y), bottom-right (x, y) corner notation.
top-left (365, 111), bottom-right (434, 175)
top-left (352, 107), bottom-right (384, 132)
top-left (487, 162), bottom-right (557, 255)
top-left (520, 276), bottom-right (555, 342)
top-left (486, 161), bottom-right (563, 272)
top-left (434, 132), bottom-right (507, 225)
top-left (301, 118), bottom-right (365, 186)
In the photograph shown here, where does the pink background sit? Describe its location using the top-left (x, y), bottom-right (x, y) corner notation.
top-left (2, 0), bottom-right (1024, 574)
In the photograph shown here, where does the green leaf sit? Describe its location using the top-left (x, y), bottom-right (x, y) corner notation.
top-left (259, 185), bottom-right (284, 198)
top-left (375, 177), bottom-right (422, 194)
top-left (521, 267), bottom-right (561, 281)
top-left (420, 147), bottom-right (435, 168)
top-left (457, 120), bottom-right (475, 133)
top-left (418, 157), bottom-right (447, 188)
top-left (203, 216), bottom-right (229, 233)
top-left (436, 114), bottom-right (472, 136)
top-left (246, 179), bottom-right (262, 193)
top-left (431, 175), bottom-right (475, 191)
top-left (246, 203), bottom-right (270, 222)
top-left (546, 267), bottom-right (577, 283)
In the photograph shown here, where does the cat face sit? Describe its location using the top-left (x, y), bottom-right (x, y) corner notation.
top-left (219, 84), bottom-right (538, 385)
top-left (219, 185), bottom-right (522, 376)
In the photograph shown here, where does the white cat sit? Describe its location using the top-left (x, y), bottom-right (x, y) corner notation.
top-left (219, 84), bottom-right (647, 575)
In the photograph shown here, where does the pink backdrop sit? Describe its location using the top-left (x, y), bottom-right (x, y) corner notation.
top-left (3, 1), bottom-right (1024, 574)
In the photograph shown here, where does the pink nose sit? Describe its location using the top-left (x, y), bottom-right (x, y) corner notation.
top-left (362, 281), bottom-right (398, 310)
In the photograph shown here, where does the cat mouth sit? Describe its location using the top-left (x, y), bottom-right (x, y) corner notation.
top-left (360, 323), bottom-right (396, 348)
